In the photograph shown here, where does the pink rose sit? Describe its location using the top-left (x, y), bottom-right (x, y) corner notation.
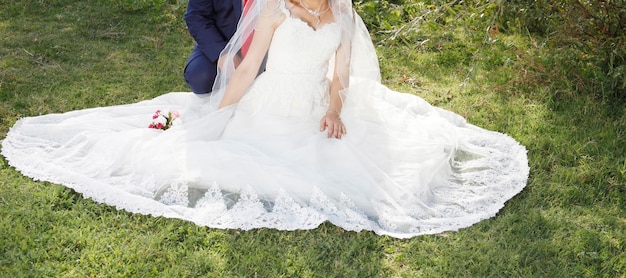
top-left (152, 110), bottom-right (161, 119)
top-left (169, 110), bottom-right (180, 120)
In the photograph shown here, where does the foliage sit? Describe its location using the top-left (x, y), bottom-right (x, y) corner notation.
top-left (356, 0), bottom-right (626, 102)
top-left (501, 0), bottom-right (626, 102)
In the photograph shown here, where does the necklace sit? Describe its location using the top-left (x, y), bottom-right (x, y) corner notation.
top-left (298, 0), bottom-right (330, 26)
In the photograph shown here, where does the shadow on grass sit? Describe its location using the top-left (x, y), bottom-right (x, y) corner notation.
top-left (478, 72), bottom-right (626, 276)
top-left (217, 224), bottom-right (387, 276)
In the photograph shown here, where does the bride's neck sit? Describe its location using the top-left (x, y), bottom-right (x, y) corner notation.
top-left (298, 0), bottom-right (328, 10)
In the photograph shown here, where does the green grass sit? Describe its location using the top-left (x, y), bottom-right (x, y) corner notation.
top-left (1, 0), bottom-right (625, 276)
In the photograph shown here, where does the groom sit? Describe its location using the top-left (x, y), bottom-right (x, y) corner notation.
top-left (183, 0), bottom-right (243, 94)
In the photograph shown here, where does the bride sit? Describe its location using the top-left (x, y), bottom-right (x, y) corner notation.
top-left (1, 0), bottom-right (529, 238)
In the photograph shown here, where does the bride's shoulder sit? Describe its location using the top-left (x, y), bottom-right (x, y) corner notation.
top-left (264, 0), bottom-right (285, 8)
top-left (261, 0), bottom-right (288, 14)
top-left (254, 0), bottom-right (287, 31)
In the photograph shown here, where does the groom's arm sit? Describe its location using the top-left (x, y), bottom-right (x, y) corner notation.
top-left (184, 0), bottom-right (230, 63)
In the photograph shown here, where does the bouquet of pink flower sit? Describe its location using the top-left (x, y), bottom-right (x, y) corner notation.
top-left (149, 109), bottom-right (180, 130)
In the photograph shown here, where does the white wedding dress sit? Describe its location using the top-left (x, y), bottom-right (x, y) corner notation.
top-left (1, 8), bottom-right (529, 238)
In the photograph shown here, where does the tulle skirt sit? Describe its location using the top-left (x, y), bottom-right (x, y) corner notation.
top-left (1, 76), bottom-right (528, 238)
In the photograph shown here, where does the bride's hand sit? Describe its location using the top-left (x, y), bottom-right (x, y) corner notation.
top-left (320, 110), bottom-right (346, 139)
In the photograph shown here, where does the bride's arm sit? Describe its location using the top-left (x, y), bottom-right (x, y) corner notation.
top-left (218, 7), bottom-right (283, 109)
top-left (320, 44), bottom-right (349, 139)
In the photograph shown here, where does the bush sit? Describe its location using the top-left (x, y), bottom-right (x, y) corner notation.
top-left (500, 0), bottom-right (626, 102)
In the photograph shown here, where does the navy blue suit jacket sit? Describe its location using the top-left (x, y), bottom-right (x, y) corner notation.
top-left (184, 0), bottom-right (242, 63)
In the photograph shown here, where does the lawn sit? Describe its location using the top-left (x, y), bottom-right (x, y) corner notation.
top-left (1, 0), bottom-right (624, 276)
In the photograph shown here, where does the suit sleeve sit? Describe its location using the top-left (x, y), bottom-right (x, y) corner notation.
top-left (184, 0), bottom-right (228, 62)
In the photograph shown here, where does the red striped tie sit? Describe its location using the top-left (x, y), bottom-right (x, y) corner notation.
top-left (241, 0), bottom-right (254, 57)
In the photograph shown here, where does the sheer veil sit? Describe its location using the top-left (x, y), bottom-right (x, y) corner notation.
top-left (208, 0), bottom-right (382, 109)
